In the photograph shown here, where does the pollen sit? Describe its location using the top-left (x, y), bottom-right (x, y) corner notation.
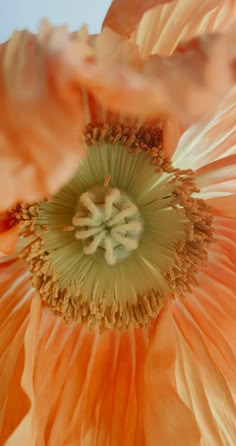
top-left (9, 122), bottom-right (214, 331)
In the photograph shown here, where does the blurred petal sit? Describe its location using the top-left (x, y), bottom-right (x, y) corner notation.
top-left (103, 0), bottom-right (174, 37)
top-left (132, 0), bottom-right (236, 56)
top-left (0, 258), bottom-right (33, 445)
top-left (144, 33), bottom-right (235, 126)
top-left (0, 21), bottom-right (87, 210)
top-left (144, 305), bottom-right (201, 446)
top-left (0, 213), bottom-right (19, 257)
top-left (78, 31), bottom-right (235, 127)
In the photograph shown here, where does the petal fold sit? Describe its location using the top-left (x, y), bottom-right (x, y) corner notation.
top-left (144, 305), bottom-right (201, 446)
top-left (173, 216), bottom-right (236, 445)
top-left (0, 259), bottom-right (33, 445)
top-left (103, 0), bottom-right (174, 37)
top-left (132, 0), bottom-right (236, 56)
top-left (18, 305), bottom-right (152, 446)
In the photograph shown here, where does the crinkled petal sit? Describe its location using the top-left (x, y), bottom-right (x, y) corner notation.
top-left (18, 302), bottom-right (152, 446)
top-left (5, 292), bottom-right (41, 446)
top-left (0, 20), bottom-right (88, 210)
top-left (11, 302), bottom-right (201, 445)
top-left (102, 0), bottom-right (174, 37)
top-left (174, 326), bottom-right (236, 446)
top-left (132, 0), bottom-right (236, 56)
top-left (173, 215), bottom-right (236, 445)
top-left (144, 305), bottom-right (201, 446)
top-left (0, 258), bottom-right (33, 445)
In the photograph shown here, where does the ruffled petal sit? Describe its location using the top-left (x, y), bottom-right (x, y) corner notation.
top-left (0, 213), bottom-right (19, 257)
top-left (102, 0), bottom-right (174, 37)
top-left (132, 0), bottom-right (236, 56)
top-left (174, 326), bottom-right (236, 446)
top-left (144, 305), bottom-right (200, 446)
top-left (14, 302), bottom-right (201, 445)
top-left (5, 292), bottom-right (41, 446)
top-left (0, 21), bottom-right (88, 210)
top-left (19, 303), bottom-right (154, 446)
top-left (173, 214), bottom-right (236, 445)
top-left (0, 258), bottom-right (33, 445)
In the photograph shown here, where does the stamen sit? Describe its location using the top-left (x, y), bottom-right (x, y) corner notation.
top-left (8, 122), bottom-right (214, 331)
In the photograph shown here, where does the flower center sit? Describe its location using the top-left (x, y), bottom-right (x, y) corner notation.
top-left (9, 122), bottom-right (214, 331)
top-left (72, 186), bottom-right (143, 265)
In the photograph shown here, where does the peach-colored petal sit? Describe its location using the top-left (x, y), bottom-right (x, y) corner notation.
top-left (132, 0), bottom-right (236, 56)
top-left (12, 302), bottom-right (200, 445)
top-left (5, 292), bottom-right (41, 446)
top-left (206, 194), bottom-right (236, 218)
top-left (174, 327), bottom-right (236, 446)
top-left (0, 258), bottom-right (33, 445)
top-left (0, 213), bottom-right (19, 257)
top-left (0, 21), bottom-right (89, 210)
top-left (144, 33), bottom-right (235, 126)
top-left (173, 86), bottom-right (236, 169)
top-left (144, 305), bottom-right (201, 446)
top-left (173, 215), bottom-right (236, 445)
top-left (196, 154), bottom-right (236, 192)
top-left (19, 302), bottom-right (153, 446)
top-left (212, 215), bottom-right (236, 266)
top-left (103, 0), bottom-right (174, 37)
top-left (78, 31), bottom-right (235, 128)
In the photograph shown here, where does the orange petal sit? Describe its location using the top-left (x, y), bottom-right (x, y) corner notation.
top-left (0, 21), bottom-right (88, 210)
top-left (132, 0), bottom-right (236, 56)
top-left (102, 0), bottom-right (174, 37)
top-left (0, 258), bottom-right (33, 445)
top-left (144, 304), bottom-right (200, 445)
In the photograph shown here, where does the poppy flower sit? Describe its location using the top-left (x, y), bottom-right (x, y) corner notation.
top-left (1, 1), bottom-right (236, 445)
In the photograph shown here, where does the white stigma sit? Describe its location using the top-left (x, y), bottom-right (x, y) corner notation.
top-left (72, 186), bottom-right (143, 265)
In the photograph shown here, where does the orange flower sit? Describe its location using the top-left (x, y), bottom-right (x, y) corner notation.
top-left (1, 1), bottom-right (236, 445)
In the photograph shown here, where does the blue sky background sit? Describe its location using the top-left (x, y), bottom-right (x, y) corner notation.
top-left (0, 0), bottom-right (112, 42)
